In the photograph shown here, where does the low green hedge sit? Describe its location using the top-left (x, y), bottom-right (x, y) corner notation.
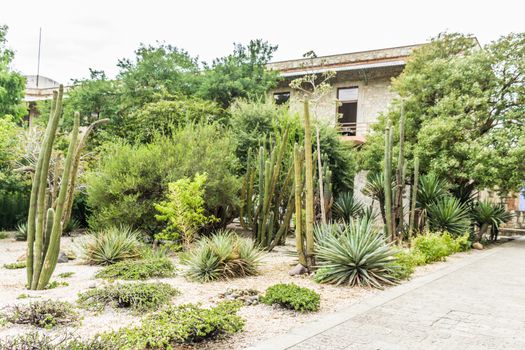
top-left (261, 283), bottom-right (320, 312)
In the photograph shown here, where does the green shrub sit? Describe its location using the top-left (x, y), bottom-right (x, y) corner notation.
top-left (96, 258), bottom-right (175, 280)
top-left (391, 250), bottom-right (426, 280)
top-left (78, 282), bottom-right (179, 313)
top-left (3, 300), bottom-right (78, 329)
top-left (58, 271), bottom-right (75, 278)
top-left (411, 231), bottom-right (469, 263)
top-left (78, 225), bottom-right (143, 265)
top-left (427, 196), bottom-right (471, 237)
top-left (313, 219), bottom-right (397, 288)
top-left (455, 232), bottom-right (472, 251)
top-left (4, 261), bottom-right (26, 269)
top-left (0, 231), bottom-right (8, 239)
top-left (45, 281), bottom-right (69, 289)
top-left (261, 283), bottom-right (320, 312)
top-left (100, 302), bottom-right (244, 348)
top-left (86, 123), bottom-right (240, 236)
top-left (0, 332), bottom-right (118, 350)
top-left (154, 173), bottom-right (217, 247)
top-left (184, 230), bottom-right (263, 282)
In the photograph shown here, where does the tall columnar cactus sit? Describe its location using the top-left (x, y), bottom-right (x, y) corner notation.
top-left (303, 100), bottom-right (315, 268)
top-left (293, 143), bottom-right (306, 266)
top-left (315, 126), bottom-right (326, 224)
top-left (384, 119), bottom-right (394, 241)
top-left (394, 109), bottom-right (406, 235)
top-left (408, 156), bottom-right (420, 237)
top-left (26, 86), bottom-right (104, 290)
top-left (240, 125), bottom-right (295, 250)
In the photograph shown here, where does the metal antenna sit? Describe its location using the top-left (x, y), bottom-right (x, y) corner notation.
top-left (36, 27), bottom-right (42, 87)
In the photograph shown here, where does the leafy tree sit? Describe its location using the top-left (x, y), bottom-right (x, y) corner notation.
top-left (0, 25), bottom-right (25, 120)
top-left (359, 32), bottom-right (525, 195)
top-left (198, 39), bottom-right (279, 108)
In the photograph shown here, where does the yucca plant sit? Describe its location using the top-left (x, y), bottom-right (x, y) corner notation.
top-left (362, 172), bottom-right (386, 224)
top-left (78, 225), bottom-right (143, 265)
top-left (416, 173), bottom-right (449, 230)
top-left (184, 230), bottom-right (263, 282)
top-left (427, 196), bottom-right (471, 237)
top-left (332, 192), bottom-right (363, 222)
top-left (471, 201), bottom-right (512, 241)
top-left (313, 218), bottom-right (397, 288)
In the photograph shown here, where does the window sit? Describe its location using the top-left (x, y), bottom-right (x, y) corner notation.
top-left (337, 87), bottom-right (358, 136)
top-left (273, 91), bottom-right (290, 105)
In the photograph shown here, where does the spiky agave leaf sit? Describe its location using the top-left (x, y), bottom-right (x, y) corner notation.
top-left (79, 225), bottom-right (142, 265)
top-left (417, 173), bottom-right (449, 210)
top-left (332, 192), bottom-right (363, 222)
top-left (427, 196), bottom-right (471, 237)
top-left (314, 218), bottom-right (397, 288)
top-left (471, 200), bottom-right (513, 228)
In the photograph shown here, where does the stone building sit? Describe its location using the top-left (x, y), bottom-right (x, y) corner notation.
top-left (267, 44), bottom-right (423, 143)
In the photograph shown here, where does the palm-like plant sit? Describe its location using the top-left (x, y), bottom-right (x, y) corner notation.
top-left (313, 218), bottom-right (397, 288)
top-left (332, 192), bottom-right (363, 222)
top-left (362, 172), bottom-right (387, 224)
top-left (184, 230), bottom-right (263, 282)
top-left (79, 225), bottom-right (143, 265)
top-left (416, 173), bottom-right (449, 230)
top-left (471, 201), bottom-right (512, 241)
top-left (427, 196), bottom-right (471, 237)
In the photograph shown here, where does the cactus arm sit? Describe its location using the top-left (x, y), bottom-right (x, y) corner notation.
top-left (303, 100), bottom-right (315, 268)
top-left (409, 156), bottom-right (420, 237)
top-left (62, 118), bottom-right (109, 228)
top-left (42, 208), bottom-right (54, 256)
top-left (37, 112), bottom-right (80, 289)
top-left (31, 86), bottom-right (63, 289)
top-left (293, 144), bottom-right (306, 266)
top-left (384, 119), bottom-right (394, 241)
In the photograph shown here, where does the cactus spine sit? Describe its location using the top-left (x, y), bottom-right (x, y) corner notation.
top-left (384, 119), bottom-right (394, 241)
top-left (303, 100), bottom-right (315, 268)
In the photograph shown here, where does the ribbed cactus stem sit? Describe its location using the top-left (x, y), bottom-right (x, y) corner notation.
top-left (293, 143), bottom-right (306, 266)
top-left (37, 112), bottom-right (80, 289)
top-left (303, 100), bottom-right (315, 268)
top-left (409, 156), bottom-right (420, 237)
top-left (31, 86), bottom-right (64, 289)
top-left (315, 126), bottom-right (326, 224)
top-left (395, 107), bottom-right (406, 235)
top-left (384, 119), bottom-right (394, 241)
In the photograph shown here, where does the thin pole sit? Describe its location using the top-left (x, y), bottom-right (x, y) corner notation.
top-left (36, 28), bottom-right (42, 87)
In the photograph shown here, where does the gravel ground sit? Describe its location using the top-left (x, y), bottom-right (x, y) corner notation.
top-left (0, 233), bottom-right (488, 349)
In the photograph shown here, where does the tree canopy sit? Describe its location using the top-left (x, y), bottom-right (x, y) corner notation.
top-left (0, 25), bottom-right (25, 120)
top-left (359, 33), bottom-right (525, 195)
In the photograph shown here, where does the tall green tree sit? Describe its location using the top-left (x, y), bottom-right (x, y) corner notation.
top-left (359, 32), bottom-right (525, 196)
top-left (0, 25), bottom-right (25, 120)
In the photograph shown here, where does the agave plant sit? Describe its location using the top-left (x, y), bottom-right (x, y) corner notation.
top-left (332, 192), bottom-right (363, 222)
top-left (78, 225), bottom-right (143, 265)
top-left (313, 218), bottom-right (397, 288)
top-left (416, 173), bottom-right (449, 230)
top-left (427, 196), bottom-right (471, 237)
top-left (184, 229), bottom-right (264, 282)
top-left (471, 201), bottom-right (512, 241)
top-left (15, 222), bottom-right (28, 241)
top-left (362, 172), bottom-right (387, 224)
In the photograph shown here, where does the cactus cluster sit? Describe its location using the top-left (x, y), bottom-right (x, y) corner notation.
top-left (240, 123), bottom-right (295, 250)
top-left (26, 85), bottom-right (107, 290)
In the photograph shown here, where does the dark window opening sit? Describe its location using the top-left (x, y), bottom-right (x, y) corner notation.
top-left (274, 92), bottom-right (290, 105)
top-left (337, 87), bottom-right (358, 136)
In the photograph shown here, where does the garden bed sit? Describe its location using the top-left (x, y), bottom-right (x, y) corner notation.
top-left (0, 235), bottom-right (495, 349)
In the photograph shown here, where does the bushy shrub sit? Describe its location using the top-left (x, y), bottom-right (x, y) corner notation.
top-left (184, 230), bottom-right (263, 282)
top-left (314, 219), bottom-right (397, 288)
top-left (78, 282), bottom-right (179, 313)
top-left (155, 173), bottom-right (216, 247)
top-left (78, 225), bottom-right (143, 265)
top-left (100, 302), bottom-right (244, 348)
top-left (3, 300), bottom-right (78, 329)
top-left (261, 283), bottom-right (320, 312)
top-left (95, 258), bottom-right (175, 280)
top-left (86, 123), bottom-right (240, 236)
top-left (391, 250), bottom-right (426, 280)
top-left (0, 332), bottom-right (118, 350)
top-left (411, 232), bottom-right (469, 264)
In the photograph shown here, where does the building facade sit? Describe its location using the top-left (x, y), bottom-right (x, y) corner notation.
top-left (268, 44), bottom-right (423, 143)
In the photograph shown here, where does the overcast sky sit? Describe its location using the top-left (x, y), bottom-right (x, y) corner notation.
top-left (1, 0), bottom-right (524, 83)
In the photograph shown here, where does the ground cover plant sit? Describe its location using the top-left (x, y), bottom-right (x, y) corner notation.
top-left (77, 282), bottom-right (179, 313)
top-left (2, 300), bottom-right (78, 329)
top-left (4, 261), bottom-right (26, 269)
top-left (261, 283), bottom-right (320, 312)
top-left (184, 229), bottom-right (263, 282)
top-left (314, 218), bottom-right (398, 288)
top-left (411, 232), bottom-right (468, 264)
top-left (97, 301), bottom-right (244, 349)
top-left (78, 225), bottom-right (143, 265)
top-left (95, 257), bottom-right (175, 280)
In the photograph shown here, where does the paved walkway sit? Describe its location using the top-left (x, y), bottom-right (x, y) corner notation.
top-left (249, 238), bottom-right (525, 350)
